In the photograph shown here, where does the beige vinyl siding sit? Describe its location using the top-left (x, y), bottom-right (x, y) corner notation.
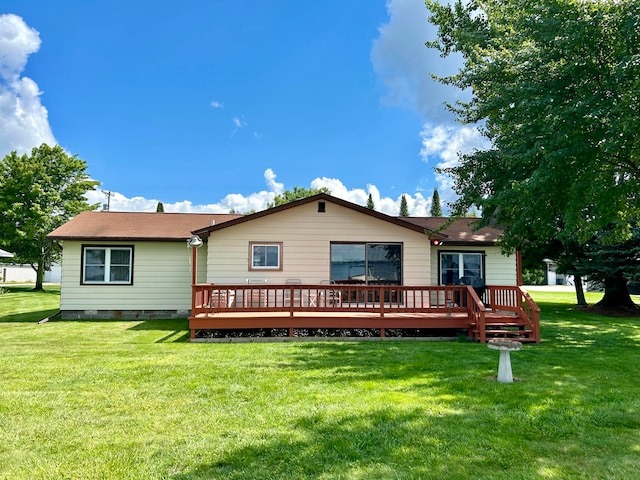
top-left (59, 241), bottom-right (194, 311)
top-left (430, 246), bottom-right (517, 286)
top-left (207, 201), bottom-right (431, 285)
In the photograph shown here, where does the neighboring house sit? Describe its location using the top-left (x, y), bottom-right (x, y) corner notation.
top-left (47, 194), bottom-right (519, 320)
top-left (0, 248), bottom-right (61, 283)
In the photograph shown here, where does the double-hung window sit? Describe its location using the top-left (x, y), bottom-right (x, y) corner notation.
top-left (82, 246), bottom-right (133, 284)
top-left (249, 242), bottom-right (282, 271)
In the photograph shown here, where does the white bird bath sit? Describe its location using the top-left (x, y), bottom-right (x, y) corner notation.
top-left (488, 339), bottom-right (523, 383)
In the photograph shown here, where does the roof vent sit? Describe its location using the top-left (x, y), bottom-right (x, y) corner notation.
top-left (318, 201), bottom-right (326, 213)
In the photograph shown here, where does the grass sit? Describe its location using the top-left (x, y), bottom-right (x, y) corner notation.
top-left (0, 286), bottom-right (639, 479)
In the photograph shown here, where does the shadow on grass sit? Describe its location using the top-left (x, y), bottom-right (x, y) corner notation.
top-left (539, 302), bottom-right (640, 348)
top-left (0, 308), bottom-right (60, 323)
top-left (171, 399), bottom-right (638, 479)
top-left (128, 319), bottom-right (191, 343)
top-left (172, 409), bottom-right (476, 479)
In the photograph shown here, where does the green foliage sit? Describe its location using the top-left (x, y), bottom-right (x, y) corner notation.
top-left (426, 0), bottom-right (640, 304)
top-left (430, 188), bottom-right (442, 216)
top-left (268, 186), bottom-right (331, 208)
top-left (522, 266), bottom-right (546, 286)
top-left (0, 144), bottom-right (99, 289)
top-left (399, 194), bottom-right (410, 216)
top-left (156, 201), bottom-right (164, 212)
top-left (366, 193), bottom-right (375, 210)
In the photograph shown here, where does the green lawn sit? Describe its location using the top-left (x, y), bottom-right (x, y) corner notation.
top-left (0, 286), bottom-right (639, 479)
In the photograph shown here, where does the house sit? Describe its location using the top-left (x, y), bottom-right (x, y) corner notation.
top-left (0, 248), bottom-right (61, 283)
top-left (47, 211), bottom-right (242, 319)
top-left (48, 194), bottom-right (538, 342)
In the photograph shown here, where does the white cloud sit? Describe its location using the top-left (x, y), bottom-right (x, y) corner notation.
top-left (0, 14), bottom-right (55, 156)
top-left (264, 168), bottom-right (284, 195)
top-left (230, 116), bottom-right (247, 136)
top-left (371, 0), bottom-right (488, 211)
top-left (311, 176), bottom-right (431, 216)
top-left (371, 0), bottom-right (467, 122)
top-left (210, 100), bottom-right (224, 108)
top-left (86, 169), bottom-right (435, 216)
top-left (419, 123), bottom-right (488, 202)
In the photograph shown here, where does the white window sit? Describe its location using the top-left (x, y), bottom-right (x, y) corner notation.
top-left (440, 252), bottom-right (483, 285)
top-left (249, 242), bottom-right (282, 271)
top-left (82, 246), bottom-right (133, 284)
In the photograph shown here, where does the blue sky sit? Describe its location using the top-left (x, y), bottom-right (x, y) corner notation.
top-left (1, 0), bottom-right (484, 215)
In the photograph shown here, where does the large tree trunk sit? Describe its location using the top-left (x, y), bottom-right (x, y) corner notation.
top-left (574, 274), bottom-right (587, 306)
top-left (595, 274), bottom-right (638, 311)
top-left (34, 259), bottom-right (45, 291)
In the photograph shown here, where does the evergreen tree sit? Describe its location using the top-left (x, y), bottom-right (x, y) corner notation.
top-left (366, 193), bottom-right (375, 210)
top-left (399, 195), bottom-right (409, 216)
top-left (156, 202), bottom-right (164, 212)
top-left (430, 189), bottom-right (442, 216)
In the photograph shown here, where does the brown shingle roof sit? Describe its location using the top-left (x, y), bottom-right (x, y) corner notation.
top-left (402, 217), bottom-right (501, 245)
top-left (47, 211), bottom-right (243, 242)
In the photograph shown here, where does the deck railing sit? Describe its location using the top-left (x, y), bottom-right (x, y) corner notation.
top-left (192, 283), bottom-right (482, 317)
top-left (190, 283), bottom-right (539, 342)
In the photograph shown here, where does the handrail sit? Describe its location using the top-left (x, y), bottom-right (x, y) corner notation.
top-left (485, 285), bottom-right (540, 343)
top-left (520, 287), bottom-right (541, 343)
top-left (466, 285), bottom-right (487, 343)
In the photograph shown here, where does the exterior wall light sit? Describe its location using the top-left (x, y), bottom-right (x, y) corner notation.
top-left (188, 235), bottom-right (203, 248)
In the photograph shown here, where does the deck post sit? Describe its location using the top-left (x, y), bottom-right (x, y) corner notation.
top-left (380, 328), bottom-right (385, 338)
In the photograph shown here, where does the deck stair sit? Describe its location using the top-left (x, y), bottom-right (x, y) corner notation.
top-left (473, 318), bottom-right (538, 342)
top-left (471, 308), bottom-right (539, 343)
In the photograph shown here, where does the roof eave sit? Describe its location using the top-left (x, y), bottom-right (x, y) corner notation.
top-left (46, 236), bottom-right (192, 242)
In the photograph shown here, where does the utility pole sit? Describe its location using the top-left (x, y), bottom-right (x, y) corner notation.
top-left (102, 190), bottom-right (112, 211)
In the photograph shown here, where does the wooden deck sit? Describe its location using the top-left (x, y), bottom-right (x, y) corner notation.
top-left (189, 284), bottom-right (540, 343)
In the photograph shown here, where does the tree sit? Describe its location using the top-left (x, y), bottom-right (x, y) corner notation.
top-left (0, 144), bottom-right (100, 290)
top-left (574, 227), bottom-right (640, 310)
top-left (426, 0), bottom-right (640, 310)
top-left (156, 202), bottom-right (164, 212)
top-left (268, 186), bottom-right (331, 208)
top-left (366, 194), bottom-right (375, 210)
top-left (430, 188), bottom-right (442, 216)
top-left (399, 195), bottom-right (410, 217)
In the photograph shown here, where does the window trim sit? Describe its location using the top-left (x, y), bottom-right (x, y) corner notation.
top-left (248, 242), bottom-right (283, 271)
top-left (437, 250), bottom-right (485, 285)
top-left (81, 244), bottom-right (134, 285)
